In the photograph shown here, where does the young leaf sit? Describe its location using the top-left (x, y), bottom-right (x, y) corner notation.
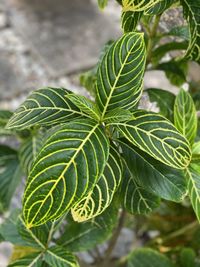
top-left (44, 246), bottom-right (79, 267)
top-left (180, 248), bottom-right (196, 267)
top-left (186, 164), bottom-right (200, 222)
top-left (57, 201), bottom-right (119, 252)
top-left (71, 146), bottom-right (122, 222)
top-left (8, 252), bottom-right (43, 267)
top-left (118, 139), bottom-right (187, 202)
top-left (146, 88), bottom-right (175, 121)
top-left (128, 248), bottom-right (174, 267)
top-left (121, 161), bottom-right (160, 214)
top-left (103, 108), bottom-right (133, 123)
top-left (174, 89), bottom-right (197, 145)
top-left (19, 134), bottom-right (44, 175)
top-left (121, 11), bottom-right (143, 33)
top-left (66, 94), bottom-right (100, 121)
top-left (145, 0), bottom-right (175, 15)
top-left (180, 0), bottom-right (200, 63)
top-left (0, 145), bottom-right (22, 209)
top-left (122, 0), bottom-right (163, 12)
top-left (6, 88), bottom-right (84, 130)
top-left (96, 32), bottom-right (146, 118)
top-left (23, 119), bottom-right (109, 227)
top-left (111, 110), bottom-right (191, 169)
top-left (98, 0), bottom-right (108, 9)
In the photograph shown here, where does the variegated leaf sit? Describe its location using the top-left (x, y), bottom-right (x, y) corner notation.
top-left (118, 139), bottom-right (187, 202)
top-left (121, 11), bottom-right (143, 33)
top-left (19, 134), bottom-right (44, 175)
top-left (121, 161), bottom-right (160, 214)
top-left (180, 0), bottom-right (200, 63)
top-left (186, 164), bottom-right (200, 222)
top-left (122, 0), bottom-right (163, 12)
top-left (71, 146), bottom-right (122, 222)
top-left (96, 33), bottom-right (146, 118)
top-left (44, 246), bottom-right (79, 267)
top-left (6, 88), bottom-right (84, 130)
top-left (110, 110), bottom-right (191, 169)
top-left (66, 94), bottom-right (100, 121)
top-left (174, 89), bottom-right (197, 145)
top-left (103, 108), bottom-right (133, 123)
top-left (8, 252), bottom-right (43, 267)
top-left (145, 0), bottom-right (175, 15)
top-left (23, 119), bottom-right (109, 227)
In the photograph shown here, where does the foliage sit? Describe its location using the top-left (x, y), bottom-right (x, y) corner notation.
top-left (0, 0), bottom-right (200, 266)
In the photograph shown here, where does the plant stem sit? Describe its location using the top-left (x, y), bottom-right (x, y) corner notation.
top-left (99, 209), bottom-right (126, 267)
top-left (148, 220), bottom-right (199, 246)
top-left (146, 14), bottom-right (161, 65)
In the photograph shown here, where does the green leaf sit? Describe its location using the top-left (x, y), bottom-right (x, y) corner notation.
top-left (98, 0), bottom-right (108, 9)
top-left (174, 89), bottom-right (197, 145)
top-left (156, 60), bottom-right (187, 87)
top-left (168, 26), bottom-right (190, 41)
top-left (19, 134), bottom-right (43, 175)
top-left (118, 139), bottom-right (187, 202)
top-left (0, 145), bottom-right (22, 209)
top-left (57, 200), bottom-right (119, 252)
top-left (122, 0), bottom-right (163, 12)
top-left (145, 0), bottom-right (175, 15)
top-left (111, 110), bottom-right (191, 169)
top-left (186, 164), bottom-right (200, 222)
top-left (103, 108), bottom-right (133, 123)
top-left (152, 42), bottom-right (188, 64)
top-left (121, 160), bottom-right (160, 214)
top-left (192, 141), bottom-right (200, 154)
top-left (44, 246), bottom-right (79, 267)
top-left (96, 32), bottom-right (146, 118)
top-left (6, 88), bottom-right (84, 130)
top-left (180, 248), bottom-right (196, 267)
top-left (8, 252), bottom-right (43, 267)
top-left (0, 110), bottom-right (13, 127)
top-left (23, 119), bottom-right (109, 227)
top-left (121, 11), bottom-right (143, 33)
top-left (146, 88), bottom-right (175, 121)
top-left (128, 248), bottom-right (174, 267)
top-left (0, 212), bottom-right (51, 249)
top-left (180, 0), bottom-right (200, 63)
top-left (66, 94), bottom-right (100, 121)
top-left (71, 145), bottom-right (122, 222)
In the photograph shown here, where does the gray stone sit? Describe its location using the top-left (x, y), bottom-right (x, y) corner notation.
top-left (6, 0), bottom-right (121, 76)
top-left (0, 51), bottom-right (23, 99)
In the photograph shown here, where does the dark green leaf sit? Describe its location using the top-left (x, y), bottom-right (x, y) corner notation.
top-left (0, 145), bottom-right (22, 209)
top-left (121, 160), bottom-right (160, 214)
top-left (121, 11), bottom-right (143, 33)
top-left (118, 139), bottom-right (187, 202)
top-left (6, 88), bottom-right (84, 130)
top-left (103, 108), bottom-right (133, 123)
top-left (19, 134), bottom-right (43, 175)
top-left (186, 164), bottom-right (200, 222)
top-left (180, 248), bottom-right (196, 267)
top-left (180, 0), bottom-right (200, 63)
top-left (66, 94), bottom-right (100, 121)
top-left (145, 0), bottom-right (175, 15)
top-left (23, 119), bottom-right (109, 227)
top-left (57, 200), bottom-right (119, 252)
top-left (111, 110), bottom-right (191, 169)
top-left (8, 252), bottom-right (43, 267)
top-left (96, 32), bottom-right (146, 117)
top-left (146, 88), bottom-right (175, 121)
top-left (128, 248), bottom-right (174, 267)
top-left (44, 246), bottom-right (79, 267)
top-left (174, 89), bottom-right (197, 145)
top-left (168, 26), bottom-right (190, 41)
top-left (71, 145), bottom-right (122, 222)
